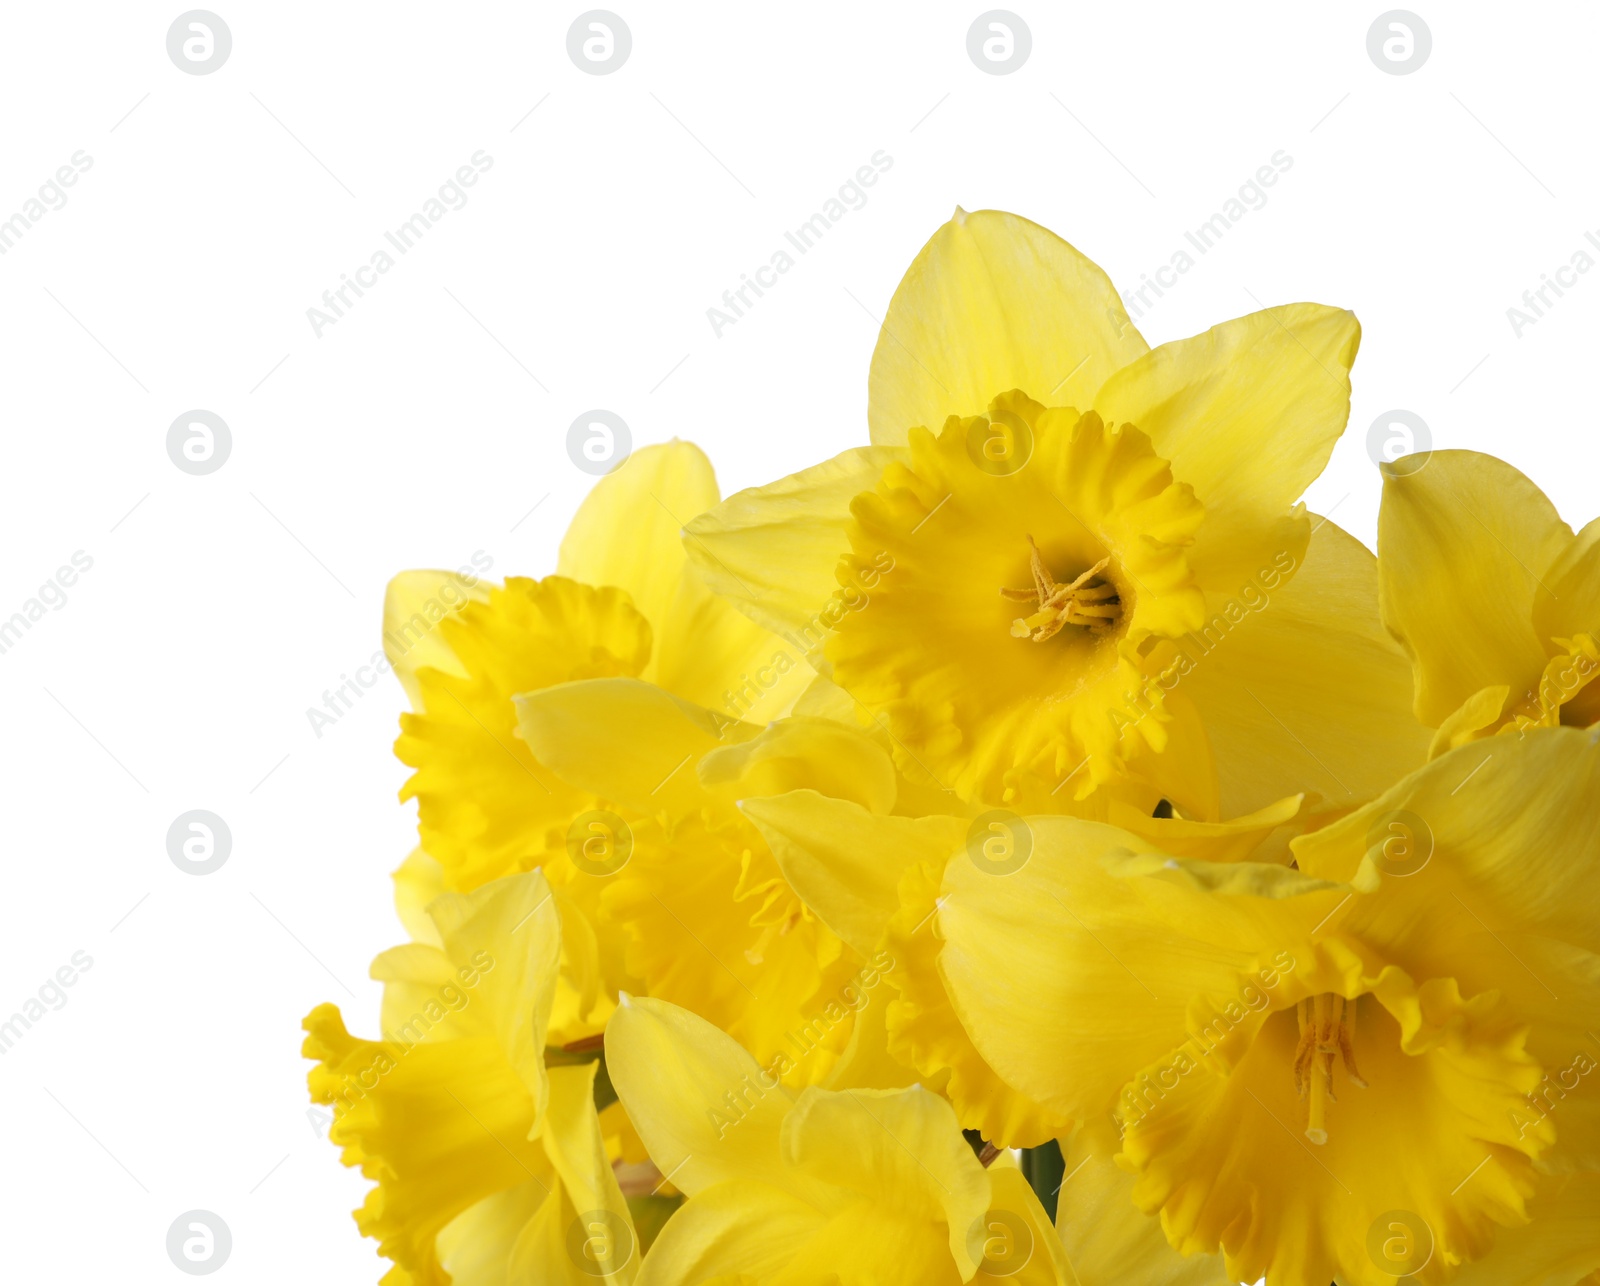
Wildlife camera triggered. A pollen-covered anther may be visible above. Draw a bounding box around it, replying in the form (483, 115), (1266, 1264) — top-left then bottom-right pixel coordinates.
(1001, 536), (1121, 642)
(1294, 994), (1367, 1145)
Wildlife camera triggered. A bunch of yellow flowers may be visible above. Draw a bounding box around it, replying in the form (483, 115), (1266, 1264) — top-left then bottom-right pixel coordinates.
(304, 210), (1600, 1286)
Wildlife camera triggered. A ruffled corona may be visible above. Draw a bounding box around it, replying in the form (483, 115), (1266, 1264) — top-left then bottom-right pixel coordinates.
(302, 871), (638, 1285)
(602, 808), (861, 1085)
(396, 575), (652, 892)
(1117, 944), (1549, 1285)
(827, 394), (1205, 802)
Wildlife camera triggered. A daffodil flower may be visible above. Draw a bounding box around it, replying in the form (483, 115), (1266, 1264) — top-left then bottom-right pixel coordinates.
(383, 442), (811, 1044)
(606, 993), (1076, 1285)
(303, 868), (639, 1284)
(934, 726), (1600, 1285)
(515, 677), (913, 1088)
(684, 209), (1427, 816)
(1380, 448), (1600, 754)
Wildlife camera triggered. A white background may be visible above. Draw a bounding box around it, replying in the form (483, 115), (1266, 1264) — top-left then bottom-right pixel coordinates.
(1, 1), (1595, 1280)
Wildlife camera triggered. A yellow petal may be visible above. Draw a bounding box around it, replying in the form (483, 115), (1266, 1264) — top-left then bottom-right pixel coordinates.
(1428, 684), (1509, 759)
(867, 208), (1146, 446)
(1175, 517), (1431, 817)
(985, 1164), (1082, 1286)
(371, 942), (480, 1046)
(382, 568), (492, 707)
(683, 446), (903, 654)
(1054, 1125), (1224, 1286)
(740, 789), (964, 957)
(700, 718), (900, 816)
(392, 847), (445, 946)
(1293, 725), (1600, 963)
(1449, 1170), (1600, 1286)
(885, 854), (1073, 1148)
(558, 440), (721, 653)
(515, 678), (752, 820)
(605, 996), (812, 1202)
(558, 439), (814, 716)
(433, 1065), (638, 1285)
(632, 1180), (829, 1286)
(426, 868), (561, 1121)
(434, 1180), (546, 1285)
(781, 1085), (989, 1277)
(651, 569), (815, 722)
(1378, 450), (1572, 725)
(541, 1061), (638, 1281)
(1536, 514), (1600, 647)
(775, 1203), (966, 1286)
(1092, 303), (1359, 586)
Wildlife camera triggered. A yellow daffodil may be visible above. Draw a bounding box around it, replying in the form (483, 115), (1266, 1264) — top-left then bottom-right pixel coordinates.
(605, 993), (1076, 1285)
(683, 209), (1427, 816)
(1381, 448), (1600, 754)
(303, 868), (639, 1285)
(515, 678), (917, 1087)
(743, 775), (1310, 1149)
(384, 442), (812, 1044)
(933, 725), (1600, 1285)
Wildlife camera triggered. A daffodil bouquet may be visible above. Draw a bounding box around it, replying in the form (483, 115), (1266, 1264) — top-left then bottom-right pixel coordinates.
(304, 211), (1600, 1286)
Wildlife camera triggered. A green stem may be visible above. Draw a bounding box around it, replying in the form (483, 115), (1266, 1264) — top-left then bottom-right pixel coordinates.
(1020, 1140), (1065, 1223)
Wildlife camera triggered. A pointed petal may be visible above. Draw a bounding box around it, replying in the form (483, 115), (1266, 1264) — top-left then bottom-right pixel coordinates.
(558, 440), (720, 648)
(1092, 304), (1358, 585)
(1294, 725), (1600, 961)
(605, 996), (807, 1201)
(541, 1062), (639, 1281)
(683, 446), (903, 650)
(1378, 450), (1572, 725)
(559, 439), (814, 713)
(427, 868), (561, 1120)
(986, 1164), (1082, 1285)
(867, 208), (1146, 445)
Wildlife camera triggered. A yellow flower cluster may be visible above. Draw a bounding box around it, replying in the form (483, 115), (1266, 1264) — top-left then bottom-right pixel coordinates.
(305, 209), (1600, 1286)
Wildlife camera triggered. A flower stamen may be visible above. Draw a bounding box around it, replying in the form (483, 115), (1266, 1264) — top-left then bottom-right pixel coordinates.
(1294, 994), (1366, 1145)
(1001, 536), (1121, 642)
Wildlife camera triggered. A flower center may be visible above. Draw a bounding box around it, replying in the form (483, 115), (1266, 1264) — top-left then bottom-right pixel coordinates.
(1000, 536), (1122, 642)
(1293, 993), (1367, 1145)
